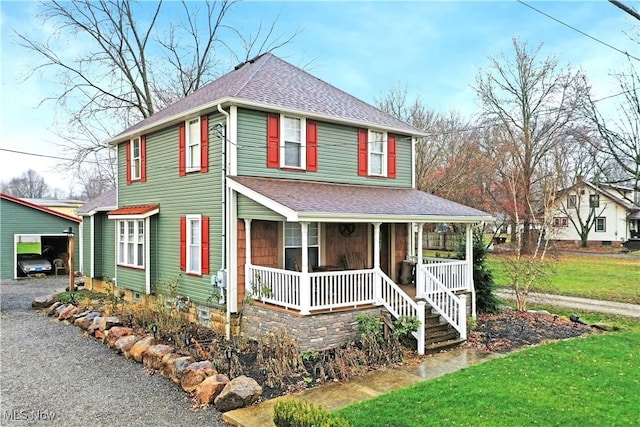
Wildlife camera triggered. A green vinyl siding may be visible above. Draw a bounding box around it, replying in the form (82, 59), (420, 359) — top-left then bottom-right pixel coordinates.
(81, 217), (91, 275)
(237, 195), (285, 221)
(100, 214), (116, 280)
(236, 108), (412, 188)
(117, 113), (225, 305)
(81, 213), (115, 281)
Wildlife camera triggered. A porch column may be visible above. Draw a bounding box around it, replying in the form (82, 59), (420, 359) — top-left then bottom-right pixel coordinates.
(416, 222), (424, 296)
(299, 222), (311, 315)
(244, 219), (252, 298)
(373, 222), (382, 305)
(465, 223), (477, 319)
(407, 223), (413, 259)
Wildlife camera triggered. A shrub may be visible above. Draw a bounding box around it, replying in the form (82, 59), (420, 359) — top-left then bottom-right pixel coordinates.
(273, 399), (349, 427)
(457, 228), (500, 313)
(393, 315), (420, 338)
(354, 313), (383, 343)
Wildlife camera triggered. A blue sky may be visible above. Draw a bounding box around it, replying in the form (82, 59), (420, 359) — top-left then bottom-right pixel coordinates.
(1, 1), (637, 191)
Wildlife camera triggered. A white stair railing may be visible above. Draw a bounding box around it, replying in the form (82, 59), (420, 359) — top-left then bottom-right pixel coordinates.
(417, 266), (467, 339)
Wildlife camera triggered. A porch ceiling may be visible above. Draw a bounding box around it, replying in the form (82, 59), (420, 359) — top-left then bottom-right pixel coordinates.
(228, 176), (493, 223)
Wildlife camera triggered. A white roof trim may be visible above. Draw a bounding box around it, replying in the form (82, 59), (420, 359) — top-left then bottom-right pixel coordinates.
(108, 208), (159, 220)
(227, 179), (299, 221)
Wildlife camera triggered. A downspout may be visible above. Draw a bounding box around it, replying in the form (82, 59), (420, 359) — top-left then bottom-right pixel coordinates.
(217, 104), (231, 340)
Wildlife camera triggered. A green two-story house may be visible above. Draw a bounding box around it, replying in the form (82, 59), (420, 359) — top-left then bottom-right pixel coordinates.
(85, 53), (492, 354)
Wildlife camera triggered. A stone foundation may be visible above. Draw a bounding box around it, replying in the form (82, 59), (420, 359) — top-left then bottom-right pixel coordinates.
(241, 304), (384, 352)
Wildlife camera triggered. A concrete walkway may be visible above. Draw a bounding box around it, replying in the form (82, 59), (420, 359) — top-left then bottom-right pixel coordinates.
(496, 290), (640, 318)
(223, 348), (498, 427)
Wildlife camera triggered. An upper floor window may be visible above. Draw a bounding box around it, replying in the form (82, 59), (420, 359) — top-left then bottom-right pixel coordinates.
(282, 116), (306, 169)
(358, 129), (396, 178)
(595, 217), (606, 232)
(553, 217), (568, 227)
(126, 136), (146, 184)
(186, 118), (201, 172)
(589, 194), (600, 208)
(130, 137), (141, 180)
(117, 219), (144, 268)
(567, 195), (577, 209)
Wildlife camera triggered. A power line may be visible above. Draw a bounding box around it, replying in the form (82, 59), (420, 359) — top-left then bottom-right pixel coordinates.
(0, 148), (104, 164)
(517, 0), (640, 62)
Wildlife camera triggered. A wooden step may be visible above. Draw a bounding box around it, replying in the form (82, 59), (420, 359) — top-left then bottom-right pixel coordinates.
(425, 328), (459, 344)
(425, 337), (466, 352)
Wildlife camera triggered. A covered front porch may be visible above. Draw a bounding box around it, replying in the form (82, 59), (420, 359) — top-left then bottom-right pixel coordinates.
(229, 177), (493, 354)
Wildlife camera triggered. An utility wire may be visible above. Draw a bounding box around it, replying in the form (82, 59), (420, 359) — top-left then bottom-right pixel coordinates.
(0, 148), (104, 164)
(609, 0), (640, 21)
(517, 0), (640, 62)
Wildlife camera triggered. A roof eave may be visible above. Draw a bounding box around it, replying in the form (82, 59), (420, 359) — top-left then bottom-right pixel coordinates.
(296, 212), (495, 223)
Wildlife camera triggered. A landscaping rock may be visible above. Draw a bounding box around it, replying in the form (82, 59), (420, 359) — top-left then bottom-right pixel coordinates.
(31, 294), (58, 309)
(195, 373), (230, 404)
(161, 355), (195, 384)
(87, 316), (104, 335)
(98, 316), (121, 332)
(143, 345), (174, 370)
(214, 375), (262, 412)
(114, 335), (139, 353)
(127, 336), (156, 362)
(46, 301), (63, 316)
(74, 311), (101, 329)
(58, 305), (80, 320)
(95, 330), (105, 340)
(54, 304), (69, 317)
(180, 361), (216, 392)
(591, 323), (614, 331)
(106, 326), (134, 348)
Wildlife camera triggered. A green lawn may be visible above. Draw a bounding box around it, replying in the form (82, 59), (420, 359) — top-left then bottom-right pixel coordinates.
(487, 254), (640, 304)
(338, 330), (640, 426)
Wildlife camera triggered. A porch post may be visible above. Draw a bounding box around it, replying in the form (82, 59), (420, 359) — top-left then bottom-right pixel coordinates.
(244, 219), (252, 298)
(299, 222), (311, 315)
(416, 223), (424, 296)
(373, 222), (382, 305)
(407, 223), (413, 259)
(465, 223), (476, 319)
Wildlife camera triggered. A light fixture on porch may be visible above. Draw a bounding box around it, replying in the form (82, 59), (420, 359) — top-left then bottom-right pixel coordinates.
(339, 223), (355, 237)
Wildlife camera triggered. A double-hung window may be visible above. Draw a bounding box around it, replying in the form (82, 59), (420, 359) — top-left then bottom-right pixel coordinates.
(186, 118), (201, 172)
(567, 195), (577, 209)
(589, 194), (600, 208)
(553, 217), (568, 227)
(130, 137), (141, 180)
(187, 215), (202, 274)
(282, 116), (306, 169)
(595, 217), (606, 232)
(117, 219), (144, 268)
(368, 130), (386, 176)
(284, 222), (319, 271)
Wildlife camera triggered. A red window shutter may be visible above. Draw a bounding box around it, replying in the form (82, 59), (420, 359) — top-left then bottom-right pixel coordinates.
(306, 120), (318, 172)
(387, 134), (396, 179)
(179, 123), (186, 176)
(140, 135), (147, 182)
(267, 114), (280, 168)
(125, 142), (132, 185)
(357, 129), (368, 176)
(202, 216), (210, 275)
(200, 115), (209, 173)
(179, 217), (186, 271)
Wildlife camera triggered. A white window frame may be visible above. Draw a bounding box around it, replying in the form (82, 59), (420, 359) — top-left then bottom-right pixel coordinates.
(567, 195), (577, 209)
(280, 115), (306, 169)
(186, 118), (201, 172)
(130, 137), (141, 180)
(284, 222), (319, 270)
(116, 219), (144, 268)
(186, 214), (202, 275)
(595, 217), (606, 232)
(368, 129), (387, 176)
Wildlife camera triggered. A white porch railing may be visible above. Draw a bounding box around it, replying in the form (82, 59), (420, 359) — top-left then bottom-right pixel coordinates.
(422, 258), (468, 291)
(246, 265), (302, 310)
(416, 265), (467, 340)
(309, 269), (375, 310)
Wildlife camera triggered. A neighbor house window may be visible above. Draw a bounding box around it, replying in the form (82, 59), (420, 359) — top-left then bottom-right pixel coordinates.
(130, 137), (141, 180)
(595, 217), (606, 232)
(281, 116), (306, 169)
(284, 222), (319, 271)
(117, 219), (144, 268)
(589, 194), (600, 208)
(368, 130), (386, 176)
(553, 217), (568, 227)
(567, 195), (577, 209)
(187, 215), (201, 274)
(186, 118), (201, 172)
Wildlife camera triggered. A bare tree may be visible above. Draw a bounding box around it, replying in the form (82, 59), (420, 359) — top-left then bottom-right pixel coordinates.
(474, 39), (589, 252)
(15, 0), (298, 181)
(1, 170), (50, 198)
(583, 62), (640, 193)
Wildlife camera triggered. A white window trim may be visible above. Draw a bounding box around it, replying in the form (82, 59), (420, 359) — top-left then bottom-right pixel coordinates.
(186, 117), (201, 173)
(116, 219), (145, 268)
(130, 137), (141, 180)
(186, 214), (202, 275)
(595, 217), (606, 232)
(368, 129), (387, 177)
(280, 115), (306, 169)
(284, 222), (319, 269)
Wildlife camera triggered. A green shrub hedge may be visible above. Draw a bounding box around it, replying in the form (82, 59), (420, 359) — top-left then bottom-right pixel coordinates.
(273, 399), (349, 427)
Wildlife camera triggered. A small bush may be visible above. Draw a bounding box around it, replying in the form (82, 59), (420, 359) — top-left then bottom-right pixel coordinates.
(393, 315), (420, 338)
(273, 399), (349, 427)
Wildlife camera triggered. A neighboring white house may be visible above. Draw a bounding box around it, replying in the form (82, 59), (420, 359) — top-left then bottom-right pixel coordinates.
(549, 180), (640, 247)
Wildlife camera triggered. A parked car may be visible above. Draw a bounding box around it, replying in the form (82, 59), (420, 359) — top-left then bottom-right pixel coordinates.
(17, 253), (52, 276)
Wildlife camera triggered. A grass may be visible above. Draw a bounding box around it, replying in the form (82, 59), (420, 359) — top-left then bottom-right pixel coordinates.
(337, 330), (640, 426)
(487, 254), (640, 304)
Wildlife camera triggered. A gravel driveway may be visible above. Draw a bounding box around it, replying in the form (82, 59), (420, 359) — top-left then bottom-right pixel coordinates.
(0, 278), (225, 427)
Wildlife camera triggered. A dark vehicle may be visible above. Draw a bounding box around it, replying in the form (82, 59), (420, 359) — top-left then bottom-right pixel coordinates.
(17, 253), (52, 276)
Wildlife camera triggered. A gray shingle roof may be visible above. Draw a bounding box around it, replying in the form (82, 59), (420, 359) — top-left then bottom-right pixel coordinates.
(76, 189), (117, 215)
(113, 53), (422, 142)
(228, 176), (492, 221)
